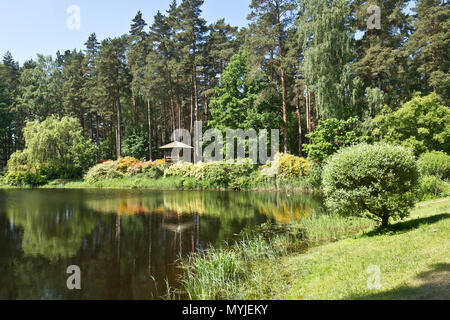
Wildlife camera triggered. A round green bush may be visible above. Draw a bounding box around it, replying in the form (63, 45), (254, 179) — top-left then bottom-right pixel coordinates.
(417, 151), (450, 180)
(322, 143), (419, 227)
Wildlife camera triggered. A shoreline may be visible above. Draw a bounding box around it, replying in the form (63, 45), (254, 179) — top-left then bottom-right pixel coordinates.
(0, 176), (320, 194)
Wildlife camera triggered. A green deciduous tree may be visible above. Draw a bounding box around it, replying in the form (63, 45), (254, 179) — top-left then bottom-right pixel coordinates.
(373, 93), (450, 155)
(208, 50), (278, 132)
(8, 116), (97, 179)
(304, 117), (367, 162)
(297, 0), (354, 120)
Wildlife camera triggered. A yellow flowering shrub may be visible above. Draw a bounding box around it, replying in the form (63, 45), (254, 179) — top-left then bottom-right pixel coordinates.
(278, 154), (310, 178)
(118, 157), (139, 174)
(152, 159), (166, 165)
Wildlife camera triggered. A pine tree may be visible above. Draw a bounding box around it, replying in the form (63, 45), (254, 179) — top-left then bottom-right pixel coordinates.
(128, 11), (148, 127)
(61, 49), (86, 130)
(1, 52), (21, 152)
(83, 33), (102, 147)
(247, 0), (298, 153)
(97, 36), (130, 159)
(0, 76), (12, 167)
(16, 55), (63, 120)
(353, 0), (412, 109)
(178, 0), (207, 129)
(203, 19), (239, 122)
(407, 0), (449, 101)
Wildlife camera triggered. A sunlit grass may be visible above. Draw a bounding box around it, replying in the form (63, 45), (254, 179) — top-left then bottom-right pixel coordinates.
(175, 198), (450, 300)
(175, 210), (375, 300)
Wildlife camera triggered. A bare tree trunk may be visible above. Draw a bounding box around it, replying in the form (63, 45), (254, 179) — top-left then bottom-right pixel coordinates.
(116, 97), (122, 159)
(147, 95), (153, 162)
(306, 85), (312, 144)
(168, 74), (176, 132)
(162, 101), (167, 145)
(204, 95), (209, 124)
(96, 113), (100, 161)
(132, 96), (139, 126)
(276, 2), (288, 154)
(190, 89), (194, 134)
(295, 94), (303, 157)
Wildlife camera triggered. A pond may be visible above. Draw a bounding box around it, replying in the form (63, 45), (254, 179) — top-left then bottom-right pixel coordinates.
(0, 189), (325, 300)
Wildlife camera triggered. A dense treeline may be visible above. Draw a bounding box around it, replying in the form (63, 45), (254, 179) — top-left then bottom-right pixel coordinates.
(0, 0), (448, 168)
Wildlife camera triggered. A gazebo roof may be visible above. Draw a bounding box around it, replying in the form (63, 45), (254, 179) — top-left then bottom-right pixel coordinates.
(159, 141), (193, 149)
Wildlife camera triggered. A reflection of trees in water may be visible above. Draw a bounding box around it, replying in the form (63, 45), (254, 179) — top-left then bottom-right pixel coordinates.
(0, 189), (325, 299)
(83, 190), (324, 224)
(5, 190), (96, 262)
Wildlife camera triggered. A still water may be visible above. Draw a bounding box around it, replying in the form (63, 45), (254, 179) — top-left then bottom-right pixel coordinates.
(0, 189), (324, 300)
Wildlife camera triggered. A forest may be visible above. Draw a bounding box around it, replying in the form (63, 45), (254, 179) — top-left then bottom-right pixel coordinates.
(0, 0), (449, 302)
(0, 0), (448, 169)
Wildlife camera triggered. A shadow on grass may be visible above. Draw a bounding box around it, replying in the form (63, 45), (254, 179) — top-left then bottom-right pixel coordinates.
(364, 213), (450, 237)
(351, 263), (450, 300)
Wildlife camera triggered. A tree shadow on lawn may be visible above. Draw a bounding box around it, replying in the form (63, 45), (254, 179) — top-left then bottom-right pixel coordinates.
(364, 213), (450, 237)
(350, 263), (450, 300)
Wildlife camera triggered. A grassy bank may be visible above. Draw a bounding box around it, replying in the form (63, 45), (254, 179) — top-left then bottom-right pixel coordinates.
(0, 175), (317, 192)
(175, 198), (450, 300)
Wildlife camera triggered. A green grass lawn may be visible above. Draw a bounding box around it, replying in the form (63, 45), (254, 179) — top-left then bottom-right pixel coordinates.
(176, 198), (449, 300)
(247, 198), (450, 300)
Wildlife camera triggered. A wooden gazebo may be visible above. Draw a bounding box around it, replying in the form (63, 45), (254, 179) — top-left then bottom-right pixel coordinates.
(159, 141), (193, 163)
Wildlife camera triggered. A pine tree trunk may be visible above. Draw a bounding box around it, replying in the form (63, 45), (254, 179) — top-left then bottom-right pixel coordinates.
(169, 78), (176, 132)
(116, 96), (122, 159)
(147, 95), (153, 162)
(193, 65), (199, 124)
(295, 94), (303, 157)
(190, 89), (194, 134)
(132, 96), (139, 126)
(96, 113), (100, 161)
(276, 2), (288, 154)
(162, 101), (167, 145)
(204, 96), (209, 124)
(306, 85), (312, 144)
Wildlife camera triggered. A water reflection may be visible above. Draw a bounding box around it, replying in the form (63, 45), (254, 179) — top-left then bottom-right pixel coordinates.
(0, 189), (324, 300)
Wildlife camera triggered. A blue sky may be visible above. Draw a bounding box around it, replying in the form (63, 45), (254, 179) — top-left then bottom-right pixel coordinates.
(0, 0), (251, 65)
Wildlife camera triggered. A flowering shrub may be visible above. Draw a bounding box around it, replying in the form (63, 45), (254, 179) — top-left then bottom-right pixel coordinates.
(128, 160), (169, 179)
(164, 161), (195, 177)
(152, 159), (166, 165)
(165, 160), (255, 188)
(278, 154), (311, 178)
(118, 157), (139, 173)
(260, 153), (311, 178)
(84, 161), (123, 183)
